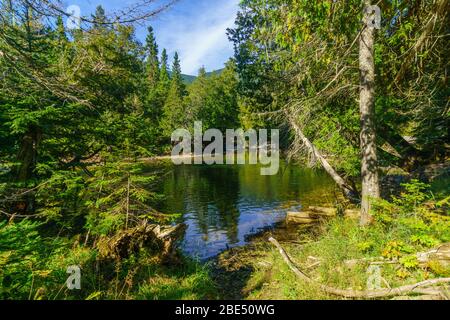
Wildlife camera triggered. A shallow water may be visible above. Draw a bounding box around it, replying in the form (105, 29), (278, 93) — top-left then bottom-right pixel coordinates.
(153, 161), (336, 260)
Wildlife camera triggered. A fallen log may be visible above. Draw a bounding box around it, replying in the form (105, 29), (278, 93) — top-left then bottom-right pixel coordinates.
(286, 207), (361, 225)
(391, 294), (445, 300)
(97, 222), (187, 263)
(308, 206), (337, 216)
(300, 244), (450, 270)
(269, 237), (450, 299)
(417, 243), (450, 267)
(286, 212), (319, 224)
(344, 243), (450, 268)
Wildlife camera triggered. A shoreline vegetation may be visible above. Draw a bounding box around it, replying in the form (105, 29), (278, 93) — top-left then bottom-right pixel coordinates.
(212, 171), (449, 300)
(1, 160), (448, 300)
(1, 1), (449, 301)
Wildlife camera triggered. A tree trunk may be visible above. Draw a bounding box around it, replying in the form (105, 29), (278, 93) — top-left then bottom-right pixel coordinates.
(359, 2), (380, 226)
(288, 114), (360, 202)
(16, 126), (41, 182)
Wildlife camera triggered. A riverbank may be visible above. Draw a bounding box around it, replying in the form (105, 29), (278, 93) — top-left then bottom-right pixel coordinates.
(209, 176), (450, 300)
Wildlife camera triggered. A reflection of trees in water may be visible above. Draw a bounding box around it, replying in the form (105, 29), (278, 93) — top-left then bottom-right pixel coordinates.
(203, 166), (240, 244)
(158, 162), (336, 247)
(160, 165), (241, 244)
(237, 164), (335, 205)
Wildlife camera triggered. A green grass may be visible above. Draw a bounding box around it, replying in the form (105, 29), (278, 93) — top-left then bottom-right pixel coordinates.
(233, 180), (450, 300)
(0, 219), (216, 300)
(242, 217), (448, 300)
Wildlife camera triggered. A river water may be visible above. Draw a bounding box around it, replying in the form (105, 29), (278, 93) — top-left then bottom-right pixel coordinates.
(151, 161), (336, 260)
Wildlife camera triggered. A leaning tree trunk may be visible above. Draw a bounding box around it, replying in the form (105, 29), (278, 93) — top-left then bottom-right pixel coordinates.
(359, 2), (380, 226)
(288, 114), (360, 203)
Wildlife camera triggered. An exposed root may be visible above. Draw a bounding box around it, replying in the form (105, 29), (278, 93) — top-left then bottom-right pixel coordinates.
(97, 222), (187, 263)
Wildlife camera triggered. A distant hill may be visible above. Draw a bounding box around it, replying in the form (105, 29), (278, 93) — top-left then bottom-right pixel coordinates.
(180, 74), (197, 84)
(170, 69), (225, 85)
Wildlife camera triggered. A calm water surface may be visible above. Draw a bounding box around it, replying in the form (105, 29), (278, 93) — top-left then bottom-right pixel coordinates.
(151, 161), (336, 260)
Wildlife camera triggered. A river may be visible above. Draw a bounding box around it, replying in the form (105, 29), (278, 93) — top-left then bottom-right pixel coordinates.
(148, 160), (336, 260)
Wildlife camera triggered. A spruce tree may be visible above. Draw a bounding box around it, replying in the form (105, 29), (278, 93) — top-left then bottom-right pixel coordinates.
(170, 52), (185, 96)
(144, 26), (160, 88)
(92, 5), (108, 30)
(160, 52), (187, 136)
(159, 48), (170, 87)
(157, 48), (171, 103)
(55, 16), (68, 45)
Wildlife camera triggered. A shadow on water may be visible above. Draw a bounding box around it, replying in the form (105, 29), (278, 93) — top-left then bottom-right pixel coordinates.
(150, 160), (337, 261)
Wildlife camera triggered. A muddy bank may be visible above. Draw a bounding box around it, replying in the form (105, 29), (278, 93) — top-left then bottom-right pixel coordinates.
(209, 221), (322, 299)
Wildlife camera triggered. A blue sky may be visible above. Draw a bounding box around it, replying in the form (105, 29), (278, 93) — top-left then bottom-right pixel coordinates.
(65, 0), (240, 75)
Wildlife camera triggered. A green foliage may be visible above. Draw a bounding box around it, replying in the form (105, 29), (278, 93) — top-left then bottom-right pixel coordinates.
(0, 219), (214, 300)
(160, 52), (188, 136)
(0, 219), (95, 300)
(83, 161), (162, 236)
(185, 61), (240, 131)
(373, 180), (450, 246)
(229, 0), (449, 175)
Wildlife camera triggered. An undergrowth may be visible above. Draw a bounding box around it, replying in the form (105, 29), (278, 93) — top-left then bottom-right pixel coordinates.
(243, 179), (449, 300)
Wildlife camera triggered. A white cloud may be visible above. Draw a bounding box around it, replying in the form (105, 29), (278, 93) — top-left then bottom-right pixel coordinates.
(153, 0), (239, 75)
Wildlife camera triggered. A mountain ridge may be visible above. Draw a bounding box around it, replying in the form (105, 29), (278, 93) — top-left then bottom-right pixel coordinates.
(170, 68), (225, 84)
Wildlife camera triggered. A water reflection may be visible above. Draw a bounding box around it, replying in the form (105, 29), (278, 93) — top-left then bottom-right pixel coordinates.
(154, 161), (336, 260)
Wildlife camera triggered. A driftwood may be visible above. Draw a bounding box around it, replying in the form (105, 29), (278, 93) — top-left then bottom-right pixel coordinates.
(97, 222), (187, 263)
(344, 243), (450, 268)
(269, 237), (450, 299)
(302, 244), (450, 273)
(417, 243), (450, 267)
(391, 294), (446, 300)
(286, 206), (361, 224)
(286, 212), (319, 224)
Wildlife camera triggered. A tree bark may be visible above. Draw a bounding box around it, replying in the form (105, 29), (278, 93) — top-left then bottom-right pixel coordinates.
(16, 126), (42, 182)
(359, 2), (380, 226)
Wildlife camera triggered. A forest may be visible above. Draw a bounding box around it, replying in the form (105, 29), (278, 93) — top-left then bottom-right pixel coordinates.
(0, 0), (449, 301)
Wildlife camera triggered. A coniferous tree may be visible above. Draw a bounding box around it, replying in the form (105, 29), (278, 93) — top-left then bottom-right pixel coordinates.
(159, 49), (170, 91)
(145, 26), (160, 88)
(160, 52), (187, 136)
(185, 66), (209, 125)
(170, 52), (185, 96)
(92, 5), (108, 30)
(143, 26), (162, 120)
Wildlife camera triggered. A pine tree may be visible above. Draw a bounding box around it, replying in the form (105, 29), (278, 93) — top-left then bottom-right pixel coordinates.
(159, 48), (170, 87)
(144, 26), (159, 88)
(92, 5), (108, 30)
(170, 52), (185, 96)
(143, 26), (162, 120)
(160, 52), (187, 136)
(55, 16), (68, 45)
(157, 48), (171, 103)
(185, 66), (208, 124)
